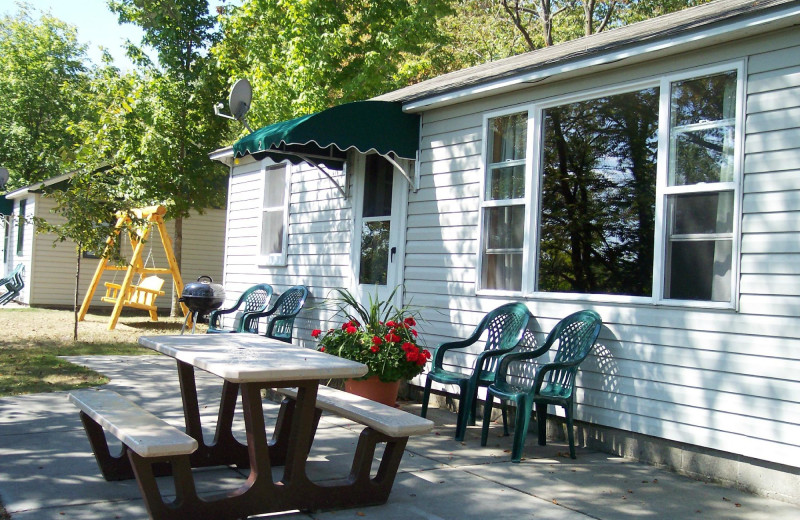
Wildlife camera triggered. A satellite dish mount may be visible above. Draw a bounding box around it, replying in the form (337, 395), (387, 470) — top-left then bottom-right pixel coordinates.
(214, 79), (253, 133)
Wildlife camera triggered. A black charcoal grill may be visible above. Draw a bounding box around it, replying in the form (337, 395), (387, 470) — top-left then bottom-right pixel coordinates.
(179, 275), (225, 333)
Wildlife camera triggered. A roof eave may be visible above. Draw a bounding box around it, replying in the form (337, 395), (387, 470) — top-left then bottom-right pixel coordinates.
(396, 2), (800, 112)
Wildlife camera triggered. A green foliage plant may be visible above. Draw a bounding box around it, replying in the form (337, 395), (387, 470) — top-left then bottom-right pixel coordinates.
(311, 288), (430, 383)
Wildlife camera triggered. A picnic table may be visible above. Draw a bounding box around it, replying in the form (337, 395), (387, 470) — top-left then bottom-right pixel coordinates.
(69, 334), (433, 520)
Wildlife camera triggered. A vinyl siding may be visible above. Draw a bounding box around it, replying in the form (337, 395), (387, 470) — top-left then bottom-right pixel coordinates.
(403, 27), (800, 468)
(222, 158), (352, 347)
(27, 195), (225, 310)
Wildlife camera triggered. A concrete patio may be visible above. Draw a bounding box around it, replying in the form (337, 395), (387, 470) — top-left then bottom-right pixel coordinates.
(1, 354), (798, 519)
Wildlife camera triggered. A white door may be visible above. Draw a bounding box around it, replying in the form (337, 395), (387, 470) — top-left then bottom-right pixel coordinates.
(351, 154), (408, 309)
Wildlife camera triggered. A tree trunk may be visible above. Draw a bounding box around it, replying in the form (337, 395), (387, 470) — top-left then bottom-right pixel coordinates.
(170, 216), (183, 317)
(73, 247), (81, 341)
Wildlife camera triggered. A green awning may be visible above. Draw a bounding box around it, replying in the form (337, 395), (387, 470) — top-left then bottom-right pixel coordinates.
(233, 100), (420, 169)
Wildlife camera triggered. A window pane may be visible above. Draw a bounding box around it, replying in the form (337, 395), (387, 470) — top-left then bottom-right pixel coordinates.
(672, 127), (735, 184)
(538, 88), (659, 296)
(260, 211), (283, 256)
(670, 71), (737, 127)
(669, 192), (734, 235)
(482, 205), (524, 290)
(363, 155), (394, 218)
(670, 71), (737, 186)
(487, 164), (525, 200)
(359, 221), (390, 285)
(489, 113), (527, 164)
(665, 240), (732, 302)
(264, 167), (285, 208)
(482, 253), (522, 292)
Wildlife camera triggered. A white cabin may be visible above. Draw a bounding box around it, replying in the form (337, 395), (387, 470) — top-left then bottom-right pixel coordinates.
(213, 0), (800, 502)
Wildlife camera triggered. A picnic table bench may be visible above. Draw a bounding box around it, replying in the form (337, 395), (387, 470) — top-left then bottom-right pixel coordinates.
(69, 334), (433, 520)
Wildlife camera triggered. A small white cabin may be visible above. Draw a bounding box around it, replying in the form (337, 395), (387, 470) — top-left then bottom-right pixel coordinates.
(213, 0), (800, 502)
(2, 174), (226, 309)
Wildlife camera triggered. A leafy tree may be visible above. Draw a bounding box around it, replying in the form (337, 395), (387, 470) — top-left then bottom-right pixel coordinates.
(213, 0), (452, 126)
(0, 4), (92, 189)
(108, 0), (231, 314)
(499, 0), (714, 51)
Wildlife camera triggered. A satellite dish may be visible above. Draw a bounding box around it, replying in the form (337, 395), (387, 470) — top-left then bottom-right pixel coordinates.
(214, 79), (253, 133)
(229, 79), (252, 121)
(0, 167), (8, 189)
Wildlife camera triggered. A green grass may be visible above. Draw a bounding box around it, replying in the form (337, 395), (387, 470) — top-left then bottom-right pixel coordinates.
(0, 306), (190, 397)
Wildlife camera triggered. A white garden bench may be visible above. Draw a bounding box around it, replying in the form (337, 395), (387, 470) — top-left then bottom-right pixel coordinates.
(277, 385), (434, 438)
(69, 388), (197, 481)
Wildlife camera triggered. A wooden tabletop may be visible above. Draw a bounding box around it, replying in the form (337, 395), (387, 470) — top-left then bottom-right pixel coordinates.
(138, 334), (367, 383)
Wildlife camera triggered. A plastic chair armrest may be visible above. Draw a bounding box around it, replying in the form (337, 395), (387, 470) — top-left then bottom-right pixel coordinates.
(432, 337), (478, 368)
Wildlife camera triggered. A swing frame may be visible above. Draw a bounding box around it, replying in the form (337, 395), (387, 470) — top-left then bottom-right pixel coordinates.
(78, 205), (188, 330)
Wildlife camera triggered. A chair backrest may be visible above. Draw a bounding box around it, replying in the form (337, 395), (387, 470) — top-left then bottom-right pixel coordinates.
(239, 284), (274, 313)
(477, 302), (533, 373)
(540, 310), (602, 397)
(265, 285), (309, 343)
(130, 276), (164, 305)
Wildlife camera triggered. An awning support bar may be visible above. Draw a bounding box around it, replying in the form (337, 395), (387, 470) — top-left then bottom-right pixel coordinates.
(301, 156), (347, 198)
(381, 154), (417, 192)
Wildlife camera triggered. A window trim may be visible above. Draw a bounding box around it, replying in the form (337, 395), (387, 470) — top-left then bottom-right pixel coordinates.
(475, 61), (745, 309)
(476, 107), (535, 295)
(16, 199), (26, 257)
(257, 162), (290, 267)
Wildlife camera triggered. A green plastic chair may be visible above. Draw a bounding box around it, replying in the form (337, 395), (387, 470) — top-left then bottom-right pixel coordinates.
(421, 302), (533, 441)
(481, 310), (602, 462)
(0, 263), (25, 306)
(242, 285), (309, 342)
(207, 283), (273, 333)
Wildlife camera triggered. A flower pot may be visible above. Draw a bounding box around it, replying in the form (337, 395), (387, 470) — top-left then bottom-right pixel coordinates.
(344, 376), (401, 407)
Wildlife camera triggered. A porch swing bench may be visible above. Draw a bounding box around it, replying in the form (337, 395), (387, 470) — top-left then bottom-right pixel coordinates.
(100, 275), (166, 321)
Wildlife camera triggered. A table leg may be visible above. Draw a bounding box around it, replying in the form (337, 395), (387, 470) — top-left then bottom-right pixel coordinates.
(176, 360), (248, 468)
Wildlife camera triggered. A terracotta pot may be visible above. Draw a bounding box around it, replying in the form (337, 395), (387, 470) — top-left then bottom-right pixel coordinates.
(344, 376), (401, 407)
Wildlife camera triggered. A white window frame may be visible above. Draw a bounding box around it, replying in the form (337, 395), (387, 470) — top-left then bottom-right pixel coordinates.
(475, 60), (745, 309)
(257, 162), (290, 267)
(476, 107), (535, 295)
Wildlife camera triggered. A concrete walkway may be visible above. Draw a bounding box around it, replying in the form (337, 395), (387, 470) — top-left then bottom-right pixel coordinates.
(1, 355), (799, 520)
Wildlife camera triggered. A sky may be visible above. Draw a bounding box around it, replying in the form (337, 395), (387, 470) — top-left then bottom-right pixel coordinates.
(1, 0), (151, 70)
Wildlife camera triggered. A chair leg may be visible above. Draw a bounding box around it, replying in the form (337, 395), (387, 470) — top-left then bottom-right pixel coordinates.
(501, 403), (509, 436)
(454, 381), (470, 441)
(565, 401), (576, 459)
(535, 402), (548, 447)
(511, 396), (532, 463)
(480, 393), (493, 447)
(420, 378), (433, 418)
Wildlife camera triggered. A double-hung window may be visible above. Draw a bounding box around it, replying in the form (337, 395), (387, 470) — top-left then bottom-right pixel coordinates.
(479, 113), (528, 292)
(478, 62), (743, 306)
(259, 163), (289, 266)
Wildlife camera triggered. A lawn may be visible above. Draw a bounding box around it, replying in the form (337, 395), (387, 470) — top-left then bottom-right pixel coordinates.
(0, 306), (203, 396)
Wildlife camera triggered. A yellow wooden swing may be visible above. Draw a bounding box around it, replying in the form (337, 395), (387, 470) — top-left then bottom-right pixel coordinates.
(78, 205), (188, 330)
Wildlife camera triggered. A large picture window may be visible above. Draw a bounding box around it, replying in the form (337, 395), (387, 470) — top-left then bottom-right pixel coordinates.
(478, 64), (742, 306)
(259, 163), (289, 265)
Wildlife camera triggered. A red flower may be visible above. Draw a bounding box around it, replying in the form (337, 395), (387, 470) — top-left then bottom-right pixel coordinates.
(372, 336), (383, 346)
(422, 349), (432, 359)
(386, 320), (397, 328)
(416, 356), (427, 366)
(346, 325), (357, 334)
(406, 351), (419, 362)
(404, 317), (416, 327)
(411, 329), (418, 337)
(319, 347), (325, 352)
(385, 333), (401, 343)
(311, 329), (322, 338)
(402, 342), (417, 353)
(370, 345), (380, 353)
